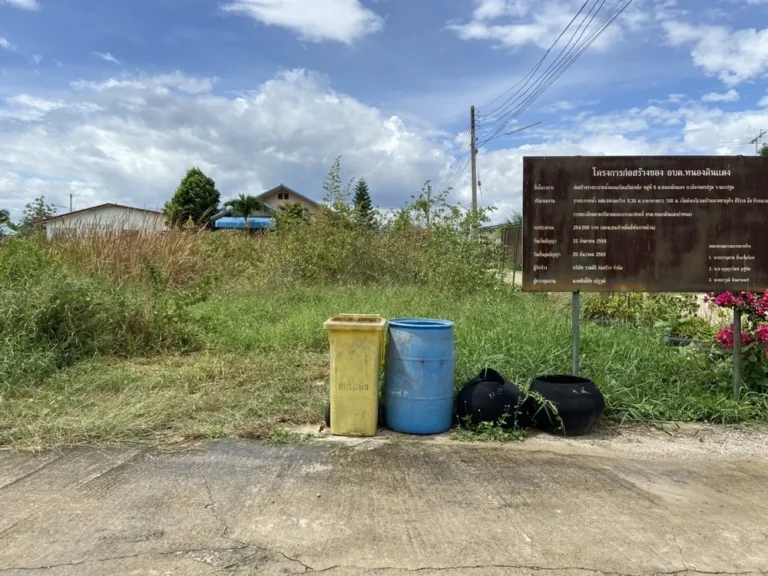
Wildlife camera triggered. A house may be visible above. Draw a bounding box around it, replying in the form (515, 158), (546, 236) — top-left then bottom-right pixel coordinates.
(253, 184), (320, 217)
(212, 184), (320, 230)
(35, 203), (166, 240)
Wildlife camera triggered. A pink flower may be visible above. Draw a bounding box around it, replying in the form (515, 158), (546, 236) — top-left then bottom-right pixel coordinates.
(716, 326), (753, 349)
(757, 325), (768, 344)
(714, 292), (736, 307)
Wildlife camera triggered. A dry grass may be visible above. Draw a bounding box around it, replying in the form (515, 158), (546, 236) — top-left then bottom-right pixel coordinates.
(0, 352), (329, 451)
(44, 212), (504, 293)
(48, 228), (222, 289)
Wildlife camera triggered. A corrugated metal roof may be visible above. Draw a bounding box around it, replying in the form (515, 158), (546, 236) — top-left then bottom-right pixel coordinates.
(34, 203), (163, 225)
(214, 217), (274, 229)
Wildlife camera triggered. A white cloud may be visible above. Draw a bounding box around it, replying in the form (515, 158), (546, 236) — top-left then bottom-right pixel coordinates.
(93, 52), (120, 64)
(663, 22), (768, 85)
(0, 37), (17, 52)
(447, 0), (653, 50)
(0, 94), (66, 121)
(759, 94), (768, 107)
(456, 100), (768, 223)
(0, 69), (453, 220)
(71, 72), (217, 95)
(0, 0), (39, 9)
(3, 64), (768, 225)
(221, 0), (383, 44)
(32, 54), (43, 64)
(701, 89), (740, 102)
(540, 99), (598, 113)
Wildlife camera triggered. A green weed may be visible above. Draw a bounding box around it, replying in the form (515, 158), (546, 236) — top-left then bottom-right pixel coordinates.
(452, 416), (525, 443)
(264, 429), (315, 445)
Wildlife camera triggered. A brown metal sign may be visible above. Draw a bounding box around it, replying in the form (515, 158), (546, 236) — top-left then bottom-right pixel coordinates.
(522, 155), (768, 292)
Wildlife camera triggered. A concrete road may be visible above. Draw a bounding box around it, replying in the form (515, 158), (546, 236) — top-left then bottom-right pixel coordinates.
(1, 427), (768, 576)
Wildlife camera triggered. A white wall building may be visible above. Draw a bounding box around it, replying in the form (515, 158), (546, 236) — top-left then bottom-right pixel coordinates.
(36, 203), (166, 240)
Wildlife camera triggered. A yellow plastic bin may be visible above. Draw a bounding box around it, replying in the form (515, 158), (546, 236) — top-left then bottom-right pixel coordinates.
(323, 314), (388, 437)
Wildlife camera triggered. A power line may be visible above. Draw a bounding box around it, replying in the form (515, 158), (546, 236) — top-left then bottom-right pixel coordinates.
(475, 0), (593, 119)
(749, 129), (767, 154)
(477, 0), (624, 137)
(437, 134), (471, 191)
(478, 120), (541, 149)
(438, 151), (473, 195)
(434, 133), (472, 193)
(437, 0), (631, 219)
(478, 0), (631, 144)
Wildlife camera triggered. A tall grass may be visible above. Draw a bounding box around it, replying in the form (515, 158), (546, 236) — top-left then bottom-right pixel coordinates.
(46, 208), (503, 293)
(0, 239), (198, 395)
(48, 228), (213, 289)
(2, 205), (767, 449)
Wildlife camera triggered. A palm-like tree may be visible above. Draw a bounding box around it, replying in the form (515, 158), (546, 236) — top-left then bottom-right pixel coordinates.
(506, 211), (523, 227)
(224, 194), (267, 232)
(0, 209), (10, 225)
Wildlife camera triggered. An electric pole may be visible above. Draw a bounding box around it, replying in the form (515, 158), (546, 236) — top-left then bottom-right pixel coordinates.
(470, 105), (478, 237)
(69, 193), (73, 213)
(750, 130), (767, 155)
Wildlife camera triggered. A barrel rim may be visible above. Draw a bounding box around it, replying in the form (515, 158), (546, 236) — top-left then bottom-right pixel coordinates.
(388, 317), (455, 329)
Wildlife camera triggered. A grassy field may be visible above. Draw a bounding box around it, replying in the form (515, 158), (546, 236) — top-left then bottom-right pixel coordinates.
(3, 280), (766, 450)
(1, 208), (767, 450)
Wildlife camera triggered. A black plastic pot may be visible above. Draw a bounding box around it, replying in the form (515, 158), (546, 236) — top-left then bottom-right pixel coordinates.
(456, 368), (532, 429)
(527, 374), (605, 437)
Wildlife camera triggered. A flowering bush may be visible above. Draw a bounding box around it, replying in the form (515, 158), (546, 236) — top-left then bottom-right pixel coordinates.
(705, 290), (768, 392)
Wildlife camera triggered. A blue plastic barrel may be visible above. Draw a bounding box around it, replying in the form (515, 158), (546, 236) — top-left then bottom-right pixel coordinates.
(384, 318), (455, 435)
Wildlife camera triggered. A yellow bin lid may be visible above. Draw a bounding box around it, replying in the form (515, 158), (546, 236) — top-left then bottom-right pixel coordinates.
(323, 314), (387, 331)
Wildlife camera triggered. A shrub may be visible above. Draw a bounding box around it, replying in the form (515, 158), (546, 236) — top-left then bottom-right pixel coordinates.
(0, 238), (198, 395)
(705, 290), (768, 393)
(582, 292), (700, 334)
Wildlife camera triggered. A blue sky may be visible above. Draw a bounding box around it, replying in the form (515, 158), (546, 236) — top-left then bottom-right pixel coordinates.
(1, 0), (767, 222)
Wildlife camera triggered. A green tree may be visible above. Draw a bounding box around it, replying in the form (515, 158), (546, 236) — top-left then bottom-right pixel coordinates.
(321, 156), (356, 214)
(410, 180), (447, 230)
(21, 196), (57, 228)
(390, 208), (413, 234)
(760, 144), (768, 157)
(353, 178), (375, 230)
(224, 194), (266, 232)
(506, 210), (523, 226)
(163, 168), (221, 228)
(0, 209), (10, 225)
(275, 201), (309, 231)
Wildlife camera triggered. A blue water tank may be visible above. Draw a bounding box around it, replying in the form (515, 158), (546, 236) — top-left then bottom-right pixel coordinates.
(384, 318), (455, 435)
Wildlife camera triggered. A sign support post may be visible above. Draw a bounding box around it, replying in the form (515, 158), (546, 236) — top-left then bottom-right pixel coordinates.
(572, 291), (581, 376)
(733, 307), (742, 401)
(512, 227), (520, 288)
